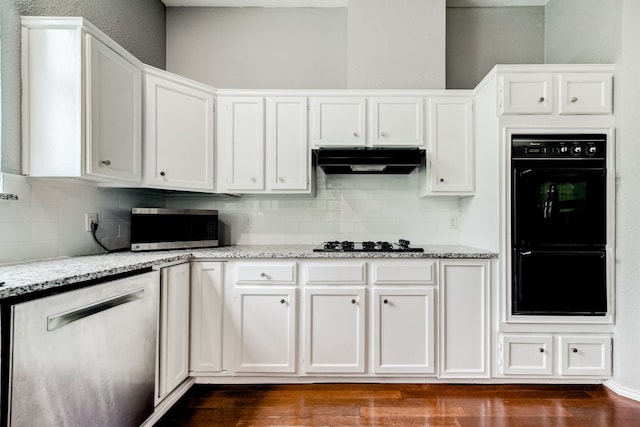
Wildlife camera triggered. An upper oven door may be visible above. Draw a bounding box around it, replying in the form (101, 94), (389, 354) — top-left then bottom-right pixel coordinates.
(511, 164), (606, 248)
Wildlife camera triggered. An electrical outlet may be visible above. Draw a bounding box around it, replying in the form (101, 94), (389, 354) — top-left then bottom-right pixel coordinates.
(449, 214), (458, 229)
(243, 215), (253, 230)
(85, 213), (98, 232)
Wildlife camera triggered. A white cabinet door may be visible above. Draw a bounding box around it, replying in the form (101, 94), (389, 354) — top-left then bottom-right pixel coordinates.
(501, 335), (553, 376)
(233, 287), (297, 373)
(221, 97), (265, 191)
(304, 287), (366, 373)
(266, 97), (309, 191)
(372, 288), (435, 374)
(439, 260), (489, 378)
(86, 35), (142, 183)
(310, 97), (366, 147)
(158, 263), (190, 403)
(500, 73), (553, 115)
(22, 19), (143, 183)
(370, 97), (424, 147)
(423, 97), (474, 196)
(144, 70), (215, 191)
(558, 73), (613, 115)
(558, 335), (612, 376)
(190, 262), (224, 374)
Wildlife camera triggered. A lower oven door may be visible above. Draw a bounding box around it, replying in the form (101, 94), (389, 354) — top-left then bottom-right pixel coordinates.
(512, 249), (607, 316)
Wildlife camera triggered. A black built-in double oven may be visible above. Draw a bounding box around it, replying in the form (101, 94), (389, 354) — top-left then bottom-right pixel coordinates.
(511, 134), (607, 316)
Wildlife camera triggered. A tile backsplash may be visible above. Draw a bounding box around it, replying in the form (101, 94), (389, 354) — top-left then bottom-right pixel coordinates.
(167, 171), (461, 246)
(0, 174), (164, 265)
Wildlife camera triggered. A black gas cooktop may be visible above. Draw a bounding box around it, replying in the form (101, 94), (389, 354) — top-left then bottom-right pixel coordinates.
(313, 239), (424, 253)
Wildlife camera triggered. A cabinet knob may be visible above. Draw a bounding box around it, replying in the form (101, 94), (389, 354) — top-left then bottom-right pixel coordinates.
(280, 299), (286, 304)
(278, 177), (285, 183)
(439, 178), (445, 182)
(260, 272), (268, 278)
(539, 348), (545, 353)
(383, 299), (389, 304)
(353, 132), (359, 138)
(351, 299), (357, 304)
(571, 96), (578, 103)
(160, 171), (166, 177)
(381, 132), (388, 138)
(538, 97), (545, 103)
(251, 177), (256, 183)
(101, 160), (111, 166)
(572, 347), (578, 353)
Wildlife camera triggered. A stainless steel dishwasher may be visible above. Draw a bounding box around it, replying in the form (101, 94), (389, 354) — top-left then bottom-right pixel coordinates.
(6, 270), (159, 427)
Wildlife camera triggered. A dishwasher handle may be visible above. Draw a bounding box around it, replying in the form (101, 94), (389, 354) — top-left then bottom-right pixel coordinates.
(47, 288), (145, 331)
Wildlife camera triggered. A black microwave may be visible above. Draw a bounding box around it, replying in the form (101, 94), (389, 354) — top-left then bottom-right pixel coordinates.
(130, 208), (219, 251)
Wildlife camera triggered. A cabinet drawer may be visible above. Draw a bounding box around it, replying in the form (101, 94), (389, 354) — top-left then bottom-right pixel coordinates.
(305, 262), (367, 285)
(235, 262), (297, 284)
(501, 335), (553, 375)
(500, 73), (553, 115)
(558, 335), (612, 376)
(372, 261), (435, 285)
(558, 73), (612, 115)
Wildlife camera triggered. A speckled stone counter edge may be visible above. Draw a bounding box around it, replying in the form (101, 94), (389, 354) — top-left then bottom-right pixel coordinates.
(0, 245), (497, 300)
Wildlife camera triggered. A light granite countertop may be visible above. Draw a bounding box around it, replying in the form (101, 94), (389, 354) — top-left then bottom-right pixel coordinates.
(0, 245), (497, 301)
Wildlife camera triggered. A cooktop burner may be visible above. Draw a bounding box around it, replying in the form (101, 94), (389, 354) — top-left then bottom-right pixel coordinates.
(313, 239), (424, 253)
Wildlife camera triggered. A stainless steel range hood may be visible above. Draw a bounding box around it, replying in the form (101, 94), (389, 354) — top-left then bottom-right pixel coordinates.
(313, 147), (425, 174)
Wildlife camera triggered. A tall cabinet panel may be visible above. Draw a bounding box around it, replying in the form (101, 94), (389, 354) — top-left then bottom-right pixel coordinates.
(266, 97), (309, 191)
(220, 98), (265, 191)
(144, 68), (215, 191)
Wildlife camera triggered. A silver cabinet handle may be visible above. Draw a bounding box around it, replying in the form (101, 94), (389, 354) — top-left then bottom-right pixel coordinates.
(353, 132), (359, 138)
(251, 177), (257, 183)
(260, 272), (267, 278)
(538, 97), (545, 103)
(47, 288), (144, 331)
(278, 177), (285, 183)
(101, 160), (111, 166)
(571, 96), (578, 103)
(381, 132), (387, 138)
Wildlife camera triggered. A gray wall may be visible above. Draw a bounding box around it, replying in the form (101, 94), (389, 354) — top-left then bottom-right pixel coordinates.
(0, 0), (166, 174)
(545, 0), (621, 63)
(347, 0), (445, 89)
(446, 7), (545, 89)
(166, 7), (347, 89)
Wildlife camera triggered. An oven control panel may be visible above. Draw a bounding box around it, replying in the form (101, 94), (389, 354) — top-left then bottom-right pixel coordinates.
(512, 134), (606, 159)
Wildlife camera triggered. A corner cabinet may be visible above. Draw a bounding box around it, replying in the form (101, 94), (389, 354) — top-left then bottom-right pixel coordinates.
(22, 17), (142, 184)
(420, 97), (474, 196)
(144, 67), (215, 192)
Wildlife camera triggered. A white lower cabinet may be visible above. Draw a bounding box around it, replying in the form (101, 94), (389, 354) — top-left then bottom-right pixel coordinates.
(233, 287), (297, 373)
(157, 263), (190, 403)
(190, 262), (224, 374)
(500, 334), (612, 377)
(439, 260), (490, 378)
(372, 288), (435, 374)
(304, 287), (366, 374)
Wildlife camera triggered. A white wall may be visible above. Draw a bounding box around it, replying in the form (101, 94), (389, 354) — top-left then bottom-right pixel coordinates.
(166, 171), (460, 246)
(347, 0), (445, 89)
(166, 7), (348, 89)
(0, 175), (164, 264)
(446, 7), (545, 89)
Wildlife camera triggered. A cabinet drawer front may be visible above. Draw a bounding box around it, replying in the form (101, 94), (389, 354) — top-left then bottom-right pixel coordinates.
(372, 261), (435, 285)
(500, 73), (553, 115)
(501, 335), (553, 375)
(305, 262), (367, 285)
(236, 262), (297, 284)
(558, 335), (612, 376)
(558, 73), (612, 115)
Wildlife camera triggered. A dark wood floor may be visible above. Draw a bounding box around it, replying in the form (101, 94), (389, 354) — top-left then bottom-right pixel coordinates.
(156, 383), (640, 426)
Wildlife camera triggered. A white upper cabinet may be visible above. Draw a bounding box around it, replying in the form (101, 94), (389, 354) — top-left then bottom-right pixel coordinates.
(144, 67), (215, 192)
(421, 97), (474, 196)
(22, 17), (142, 183)
(558, 73), (613, 115)
(370, 97), (425, 147)
(499, 73), (553, 115)
(310, 97), (367, 147)
(220, 97), (266, 192)
(266, 97), (309, 191)
(500, 71), (613, 115)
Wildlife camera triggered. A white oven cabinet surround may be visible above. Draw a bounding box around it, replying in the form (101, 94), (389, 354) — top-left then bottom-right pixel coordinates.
(21, 17), (142, 184)
(143, 66), (216, 192)
(156, 262), (190, 404)
(498, 71), (613, 116)
(217, 96), (312, 194)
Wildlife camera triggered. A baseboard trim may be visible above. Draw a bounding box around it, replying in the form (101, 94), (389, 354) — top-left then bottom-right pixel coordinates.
(605, 379), (640, 402)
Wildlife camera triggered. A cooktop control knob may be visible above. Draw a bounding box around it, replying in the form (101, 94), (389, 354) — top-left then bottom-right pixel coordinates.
(572, 145), (583, 156)
(589, 146), (598, 155)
